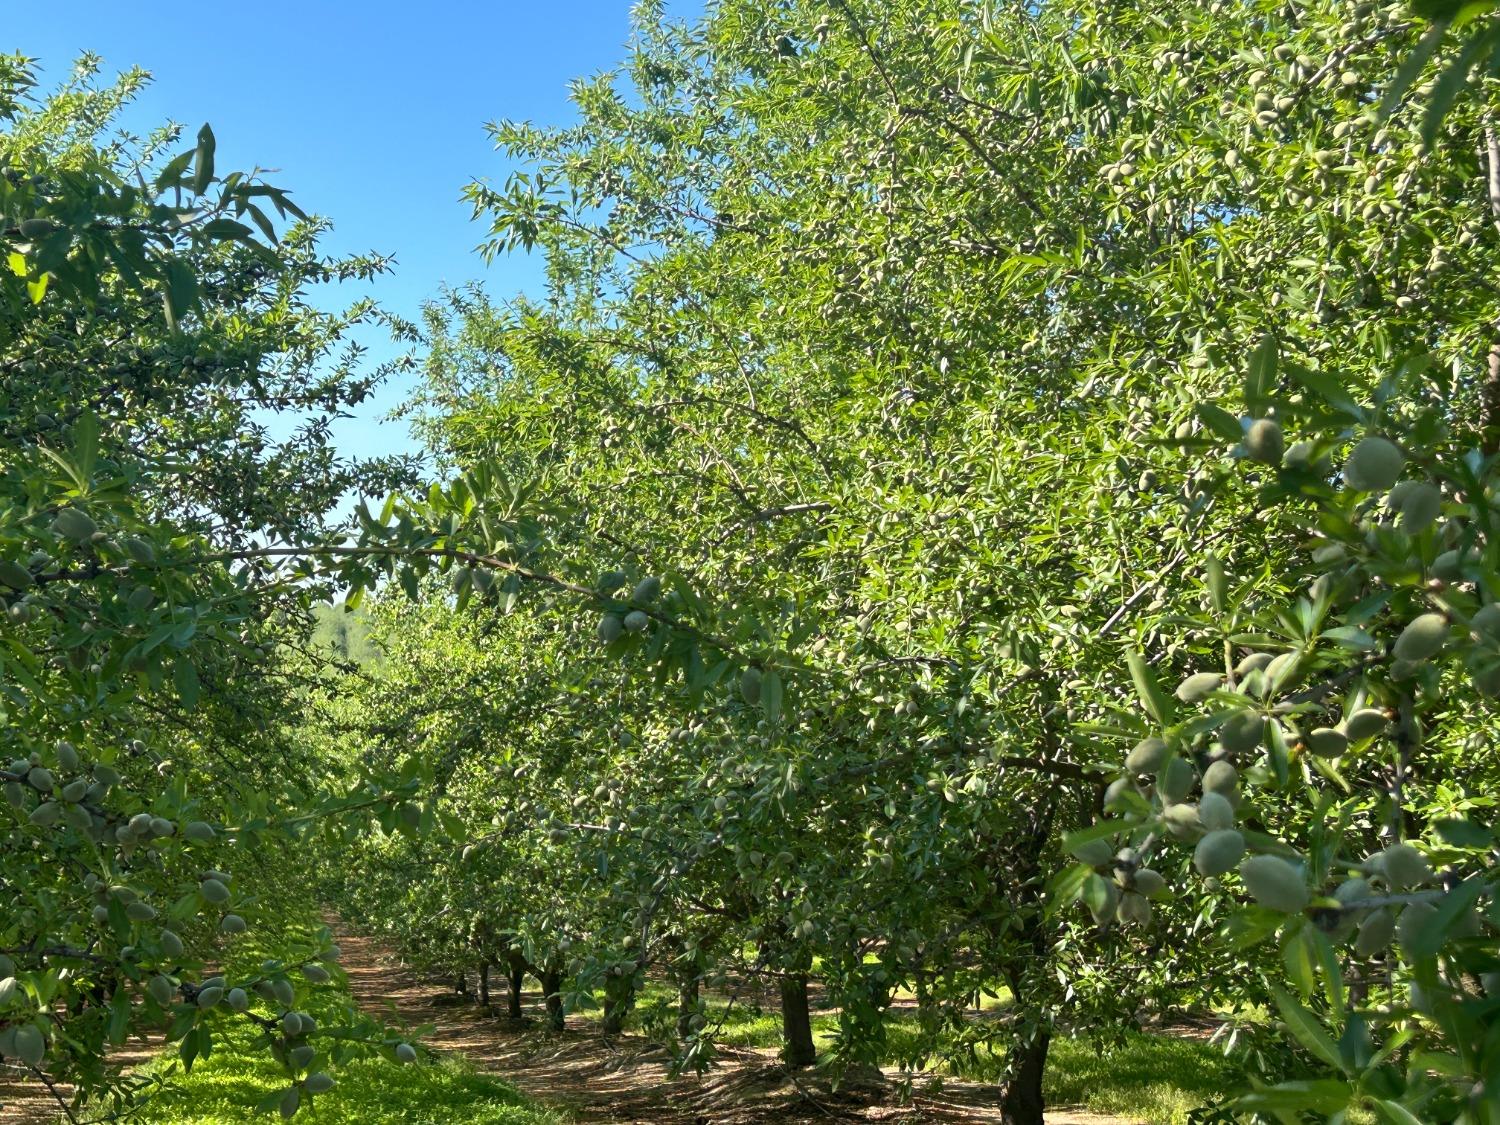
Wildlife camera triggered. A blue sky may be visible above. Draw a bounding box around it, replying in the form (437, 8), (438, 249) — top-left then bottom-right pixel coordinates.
(7, 1), (685, 461)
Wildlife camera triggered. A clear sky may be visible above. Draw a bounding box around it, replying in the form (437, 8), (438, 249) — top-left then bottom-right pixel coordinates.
(7, 1), (679, 461)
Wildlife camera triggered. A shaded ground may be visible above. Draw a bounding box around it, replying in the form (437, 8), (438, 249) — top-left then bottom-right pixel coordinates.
(334, 926), (1135, 1125)
(0, 1037), (160, 1123)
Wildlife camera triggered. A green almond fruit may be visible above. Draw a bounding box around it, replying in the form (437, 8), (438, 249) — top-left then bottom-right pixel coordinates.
(0, 977), (16, 1006)
(1126, 737), (1169, 774)
(1344, 435), (1404, 492)
(1240, 855), (1309, 913)
(1393, 613), (1449, 662)
(1355, 907), (1395, 956)
(1198, 791), (1236, 832)
(1305, 727), (1348, 758)
(1343, 708), (1388, 742)
(1396, 901), (1438, 957)
(0, 560), (33, 590)
(26, 767), (54, 792)
(125, 901), (156, 922)
(123, 537), (156, 565)
(148, 975), (176, 1006)
(1102, 777), (1137, 811)
(0, 1026), (16, 1058)
(1118, 892), (1152, 925)
(1132, 868), (1167, 899)
(51, 508), (98, 543)
(200, 878), (231, 904)
(290, 1044), (316, 1068)
(622, 610), (649, 633)
(62, 803), (92, 831)
(1202, 759), (1239, 796)
(272, 979), (296, 1007)
(227, 987), (249, 1012)
(1088, 879), (1121, 925)
(1194, 829), (1246, 876)
(13, 1023), (45, 1067)
(1069, 837), (1112, 866)
(60, 778), (88, 802)
(596, 614), (623, 645)
(1175, 671), (1223, 704)
(220, 914), (247, 934)
(282, 1011), (304, 1036)
(1244, 418), (1284, 465)
(1378, 843), (1431, 891)
(1472, 603), (1500, 639)
(55, 741), (78, 771)
(739, 667), (763, 706)
(305, 1072), (335, 1094)
(1472, 659), (1500, 697)
(17, 218), (57, 239)
(28, 801), (61, 827)
(1219, 712), (1265, 755)
(183, 821), (215, 843)
(303, 964), (330, 983)
(1334, 876), (1371, 906)
(1163, 803), (1201, 839)
(1234, 652), (1274, 677)
(160, 929), (184, 959)
(1398, 481), (1442, 535)
(395, 1042), (418, 1063)
(127, 586), (155, 612)
(1431, 549), (1465, 581)
(631, 576), (661, 604)
(197, 985), (224, 1008)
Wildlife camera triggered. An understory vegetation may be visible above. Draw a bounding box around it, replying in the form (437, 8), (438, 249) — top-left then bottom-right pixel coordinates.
(5, 0), (1500, 1122)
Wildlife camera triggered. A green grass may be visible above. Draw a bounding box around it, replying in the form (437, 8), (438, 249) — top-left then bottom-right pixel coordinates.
(119, 904), (560, 1125)
(131, 1023), (561, 1124)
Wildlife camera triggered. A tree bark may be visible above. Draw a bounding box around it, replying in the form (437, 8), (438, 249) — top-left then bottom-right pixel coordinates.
(507, 951), (526, 1019)
(999, 1028), (1051, 1125)
(478, 961), (491, 1009)
(676, 974), (700, 1040)
(601, 971), (636, 1038)
(541, 964), (565, 1032)
(453, 970), (468, 996)
(780, 973), (816, 1068)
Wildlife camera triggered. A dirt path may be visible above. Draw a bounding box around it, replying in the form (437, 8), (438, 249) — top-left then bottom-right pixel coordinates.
(334, 926), (1135, 1125)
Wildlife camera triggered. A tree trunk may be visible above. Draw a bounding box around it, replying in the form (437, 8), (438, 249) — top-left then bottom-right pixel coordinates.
(507, 951), (526, 1019)
(541, 964), (565, 1032)
(676, 973), (700, 1040)
(478, 961), (491, 1009)
(601, 971), (636, 1039)
(999, 1028), (1050, 1125)
(779, 973), (816, 1068)
(454, 970), (468, 995)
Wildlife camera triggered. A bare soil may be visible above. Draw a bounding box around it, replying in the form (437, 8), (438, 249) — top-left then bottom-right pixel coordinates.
(334, 926), (1136, 1125)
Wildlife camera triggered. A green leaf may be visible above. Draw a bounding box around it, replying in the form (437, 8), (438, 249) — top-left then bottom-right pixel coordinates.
(1196, 402), (1244, 443)
(1434, 817), (1492, 848)
(1408, 880), (1483, 960)
(1269, 985), (1345, 1071)
(191, 124), (216, 195)
(1369, 1099), (1427, 1125)
(1125, 650), (1173, 726)
(1234, 1079), (1352, 1114)
(1245, 333), (1278, 405)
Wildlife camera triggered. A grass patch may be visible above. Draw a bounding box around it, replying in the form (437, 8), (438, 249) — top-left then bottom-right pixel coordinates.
(132, 1020), (561, 1124)
(121, 907), (560, 1125)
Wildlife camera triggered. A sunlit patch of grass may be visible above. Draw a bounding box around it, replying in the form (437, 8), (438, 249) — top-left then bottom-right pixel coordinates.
(131, 1021), (562, 1125)
(120, 905), (561, 1125)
